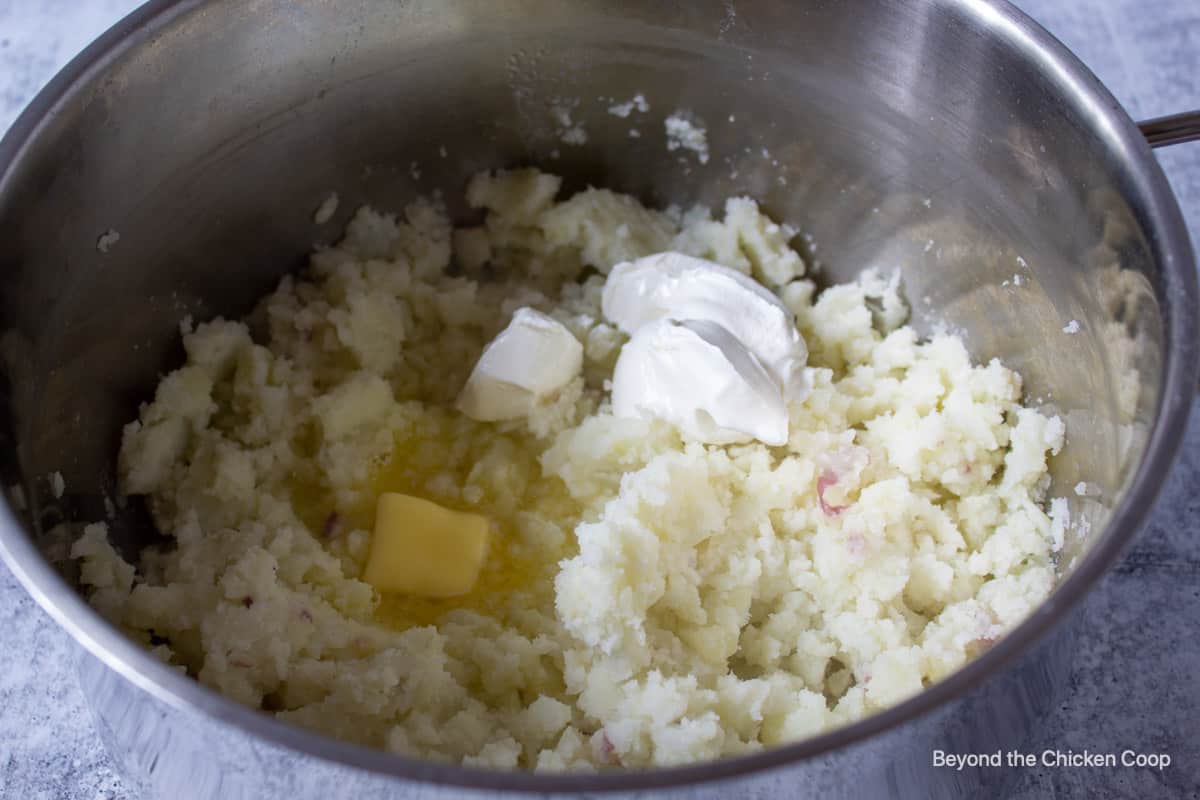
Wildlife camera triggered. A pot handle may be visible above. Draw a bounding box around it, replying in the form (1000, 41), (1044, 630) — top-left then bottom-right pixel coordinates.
(1139, 112), (1200, 148)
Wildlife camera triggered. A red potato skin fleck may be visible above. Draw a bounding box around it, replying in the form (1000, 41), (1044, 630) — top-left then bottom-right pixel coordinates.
(817, 469), (849, 516)
(225, 649), (252, 669)
(321, 512), (341, 538)
(598, 732), (622, 766)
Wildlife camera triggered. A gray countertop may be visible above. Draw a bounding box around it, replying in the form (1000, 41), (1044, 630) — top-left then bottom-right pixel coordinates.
(1, 1), (1197, 798)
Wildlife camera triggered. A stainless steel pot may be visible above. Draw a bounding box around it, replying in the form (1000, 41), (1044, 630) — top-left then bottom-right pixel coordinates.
(1, 1), (1196, 797)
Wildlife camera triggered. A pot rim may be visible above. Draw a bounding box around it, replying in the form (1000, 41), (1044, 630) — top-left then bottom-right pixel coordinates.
(0, 0), (1196, 792)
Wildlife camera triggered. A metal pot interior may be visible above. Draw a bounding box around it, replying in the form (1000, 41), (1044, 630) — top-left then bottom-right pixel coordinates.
(0, 0), (1189, 786)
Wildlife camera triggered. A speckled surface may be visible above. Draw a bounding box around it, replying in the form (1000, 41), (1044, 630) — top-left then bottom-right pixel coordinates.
(0, 1), (1197, 798)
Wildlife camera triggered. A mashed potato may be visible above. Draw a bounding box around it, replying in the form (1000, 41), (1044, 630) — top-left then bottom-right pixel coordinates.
(73, 169), (1065, 770)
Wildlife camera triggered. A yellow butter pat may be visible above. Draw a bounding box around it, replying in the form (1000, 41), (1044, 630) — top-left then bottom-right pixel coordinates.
(361, 492), (490, 598)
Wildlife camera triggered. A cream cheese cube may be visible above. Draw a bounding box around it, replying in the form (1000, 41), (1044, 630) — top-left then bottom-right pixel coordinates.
(458, 307), (583, 422)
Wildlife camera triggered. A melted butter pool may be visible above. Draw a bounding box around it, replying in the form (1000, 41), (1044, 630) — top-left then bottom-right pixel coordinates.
(291, 413), (579, 631)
